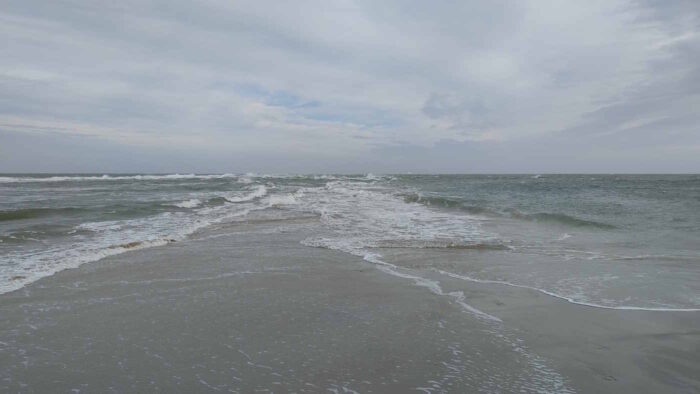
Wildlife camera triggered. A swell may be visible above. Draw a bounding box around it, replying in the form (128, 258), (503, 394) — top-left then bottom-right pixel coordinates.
(615, 254), (699, 262)
(437, 270), (700, 312)
(0, 188), (268, 223)
(0, 202), (186, 223)
(0, 207), (86, 222)
(402, 193), (457, 207)
(510, 211), (617, 229)
(373, 240), (511, 251)
(403, 193), (616, 229)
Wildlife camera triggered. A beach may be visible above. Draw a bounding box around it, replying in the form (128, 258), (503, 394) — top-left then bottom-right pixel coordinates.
(2, 212), (698, 393)
(4, 0), (700, 391)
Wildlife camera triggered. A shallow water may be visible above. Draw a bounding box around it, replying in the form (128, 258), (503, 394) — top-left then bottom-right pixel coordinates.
(1, 173), (699, 310)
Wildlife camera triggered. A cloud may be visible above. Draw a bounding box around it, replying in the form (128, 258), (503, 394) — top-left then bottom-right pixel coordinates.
(422, 93), (502, 139)
(0, 0), (698, 172)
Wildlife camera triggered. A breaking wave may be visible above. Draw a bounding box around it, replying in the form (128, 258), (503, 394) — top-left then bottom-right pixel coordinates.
(223, 185), (268, 202)
(171, 199), (203, 209)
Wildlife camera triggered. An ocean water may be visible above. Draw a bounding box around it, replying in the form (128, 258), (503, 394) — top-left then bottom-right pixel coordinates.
(1, 173), (699, 311)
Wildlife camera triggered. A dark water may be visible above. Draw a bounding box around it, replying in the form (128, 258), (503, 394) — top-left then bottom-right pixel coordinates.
(1, 173), (699, 310)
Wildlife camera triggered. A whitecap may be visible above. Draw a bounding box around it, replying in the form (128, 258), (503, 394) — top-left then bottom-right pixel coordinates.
(224, 185), (268, 202)
(172, 199), (202, 209)
(556, 233), (572, 241)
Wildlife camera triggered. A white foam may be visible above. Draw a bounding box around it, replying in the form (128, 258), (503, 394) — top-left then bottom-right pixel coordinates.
(556, 233), (572, 241)
(1, 238), (168, 295)
(312, 175), (338, 180)
(0, 200), (261, 295)
(291, 181), (502, 322)
(2, 181), (276, 294)
(293, 180), (491, 247)
(264, 193), (299, 206)
(172, 199), (202, 208)
(374, 264), (502, 322)
(224, 185), (268, 202)
(77, 220), (124, 232)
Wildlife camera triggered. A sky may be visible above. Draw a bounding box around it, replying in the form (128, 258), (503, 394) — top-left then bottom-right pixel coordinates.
(1, 0), (699, 173)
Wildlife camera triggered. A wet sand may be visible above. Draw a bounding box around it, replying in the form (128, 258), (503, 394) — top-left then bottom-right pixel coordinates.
(1, 217), (699, 393)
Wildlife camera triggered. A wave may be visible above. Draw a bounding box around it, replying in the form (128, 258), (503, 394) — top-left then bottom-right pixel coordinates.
(1, 237), (170, 295)
(0, 174), (239, 183)
(0, 173), (389, 184)
(264, 194), (299, 206)
(403, 193), (461, 207)
(402, 193), (616, 229)
(4, 177), (690, 317)
(402, 193), (497, 216)
(204, 196), (229, 206)
(223, 185), (268, 203)
(0, 207), (85, 221)
(0, 201), (183, 223)
(107, 239), (172, 250)
(171, 199), (202, 209)
(372, 239), (511, 250)
(0, 203), (262, 295)
(513, 212), (617, 229)
(437, 270), (700, 312)
(0, 231), (51, 244)
(615, 254), (699, 262)
(556, 233), (572, 241)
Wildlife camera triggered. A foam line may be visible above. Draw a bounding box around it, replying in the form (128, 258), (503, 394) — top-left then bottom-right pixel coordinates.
(437, 270), (700, 312)
(360, 253), (502, 322)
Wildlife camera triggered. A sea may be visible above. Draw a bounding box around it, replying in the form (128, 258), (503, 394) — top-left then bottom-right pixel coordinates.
(1, 173), (699, 311)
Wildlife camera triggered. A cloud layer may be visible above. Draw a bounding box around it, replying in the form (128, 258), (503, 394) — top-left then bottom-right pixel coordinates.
(1, 0), (699, 172)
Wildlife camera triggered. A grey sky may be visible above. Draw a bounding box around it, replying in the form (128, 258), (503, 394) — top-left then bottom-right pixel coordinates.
(1, 0), (698, 173)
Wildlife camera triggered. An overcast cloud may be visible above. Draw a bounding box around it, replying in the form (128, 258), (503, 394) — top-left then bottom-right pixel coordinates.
(1, 0), (699, 173)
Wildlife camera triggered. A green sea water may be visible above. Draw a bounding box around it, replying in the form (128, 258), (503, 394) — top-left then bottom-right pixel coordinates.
(1, 173), (699, 310)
